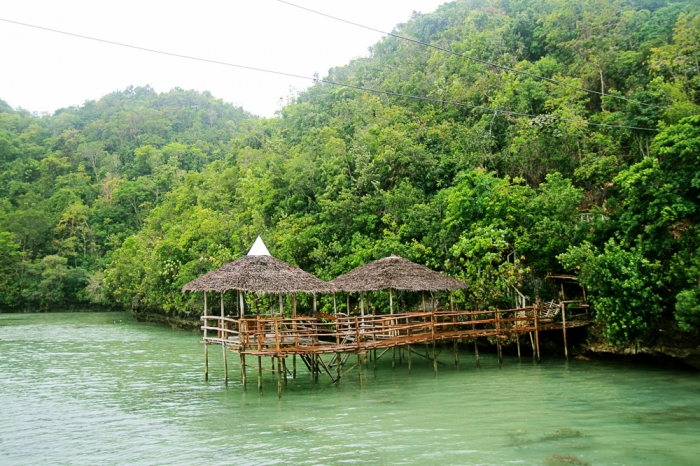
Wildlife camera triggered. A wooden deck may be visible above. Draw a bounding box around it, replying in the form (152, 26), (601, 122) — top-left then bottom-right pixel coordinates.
(200, 303), (591, 396)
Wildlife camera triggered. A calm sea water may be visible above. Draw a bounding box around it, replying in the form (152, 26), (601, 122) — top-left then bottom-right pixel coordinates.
(1, 312), (699, 465)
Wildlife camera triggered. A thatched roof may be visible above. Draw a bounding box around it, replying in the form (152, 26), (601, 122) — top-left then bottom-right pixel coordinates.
(330, 255), (467, 292)
(182, 237), (334, 294)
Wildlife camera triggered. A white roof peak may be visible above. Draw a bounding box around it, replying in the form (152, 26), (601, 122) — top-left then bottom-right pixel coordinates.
(247, 236), (271, 256)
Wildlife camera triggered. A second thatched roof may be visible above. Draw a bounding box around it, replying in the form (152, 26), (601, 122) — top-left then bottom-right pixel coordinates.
(330, 255), (467, 292)
(181, 255), (335, 294)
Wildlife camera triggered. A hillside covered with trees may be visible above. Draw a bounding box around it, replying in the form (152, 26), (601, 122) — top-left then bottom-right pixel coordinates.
(1, 0), (699, 345)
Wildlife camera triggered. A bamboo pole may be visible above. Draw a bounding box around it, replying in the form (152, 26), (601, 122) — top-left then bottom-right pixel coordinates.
(471, 310), (480, 367)
(534, 303), (541, 362)
(333, 293), (337, 316)
(358, 352), (363, 388)
(282, 357), (287, 387)
(257, 316), (262, 395)
(221, 292), (228, 384)
(496, 309), (502, 367)
(451, 292), (458, 366)
(258, 355), (262, 395)
(347, 293), (350, 314)
(277, 357), (282, 399)
(408, 343), (412, 373)
(279, 293), (283, 317)
(562, 302), (568, 360)
(292, 293), (297, 379)
(240, 322), (247, 390)
(432, 312), (437, 376)
(204, 291), (208, 381)
(360, 292), (365, 317)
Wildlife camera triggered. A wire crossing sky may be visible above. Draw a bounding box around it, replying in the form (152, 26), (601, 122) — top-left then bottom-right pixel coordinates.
(0, 0), (446, 117)
(0, 15), (658, 131)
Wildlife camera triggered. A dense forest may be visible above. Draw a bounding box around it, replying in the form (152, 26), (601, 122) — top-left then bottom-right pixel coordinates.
(1, 0), (699, 345)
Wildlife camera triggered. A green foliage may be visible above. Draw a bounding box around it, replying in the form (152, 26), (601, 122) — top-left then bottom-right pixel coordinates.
(0, 0), (699, 348)
(558, 240), (663, 343)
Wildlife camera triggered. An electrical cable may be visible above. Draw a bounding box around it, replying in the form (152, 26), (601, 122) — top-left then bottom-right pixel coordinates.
(0, 17), (658, 131)
(277, 0), (666, 110)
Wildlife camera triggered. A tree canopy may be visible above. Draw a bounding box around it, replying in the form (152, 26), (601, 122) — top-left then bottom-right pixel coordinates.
(2, 0), (700, 342)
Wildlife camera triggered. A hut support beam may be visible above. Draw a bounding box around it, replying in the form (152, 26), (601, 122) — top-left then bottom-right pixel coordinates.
(562, 302), (568, 360)
(257, 356), (262, 395)
(221, 292), (228, 384)
(204, 292), (208, 381)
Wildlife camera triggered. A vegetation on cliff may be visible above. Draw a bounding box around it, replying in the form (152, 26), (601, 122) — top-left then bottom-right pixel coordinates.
(1, 0), (699, 344)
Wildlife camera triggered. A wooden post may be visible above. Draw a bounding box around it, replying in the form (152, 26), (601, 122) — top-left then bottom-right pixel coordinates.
(239, 290), (244, 318)
(432, 312), (437, 376)
(221, 292), (228, 384)
(534, 303), (541, 363)
(282, 357), (288, 386)
(450, 292), (458, 366)
(257, 355), (262, 395)
(360, 292), (365, 317)
(257, 315), (262, 395)
(204, 292), (209, 381)
(496, 309), (502, 367)
(292, 293), (297, 379)
(432, 340), (438, 376)
(277, 357), (282, 399)
(358, 352), (363, 388)
(471, 310), (480, 367)
(333, 293), (337, 316)
(516, 333), (521, 360)
(347, 293), (350, 314)
(240, 320), (247, 390)
(313, 293), (317, 314)
(279, 293), (283, 317)
(422, 292), (426, 312)
(408, 344), (412, 373)
(562, 302), (568, 360)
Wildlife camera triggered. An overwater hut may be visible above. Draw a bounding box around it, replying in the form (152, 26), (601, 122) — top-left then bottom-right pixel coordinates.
(181, 236), (335, 391)
(330, 255), (467, 314)
(330, 255), (468, 368)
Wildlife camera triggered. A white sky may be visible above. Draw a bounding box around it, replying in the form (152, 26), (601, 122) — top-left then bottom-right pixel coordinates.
(0, 0), (446, 117)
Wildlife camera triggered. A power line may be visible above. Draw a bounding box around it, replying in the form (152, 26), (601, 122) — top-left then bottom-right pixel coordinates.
(277, 0), (665, 110)
(0, 17), (657, 132)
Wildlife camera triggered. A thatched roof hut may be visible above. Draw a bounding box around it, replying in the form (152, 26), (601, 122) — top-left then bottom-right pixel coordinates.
(181, 237), (335, 294)
(330, 255), (467, 292)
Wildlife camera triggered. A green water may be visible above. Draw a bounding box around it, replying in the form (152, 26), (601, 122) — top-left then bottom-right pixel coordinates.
(1, 312), (699, 465)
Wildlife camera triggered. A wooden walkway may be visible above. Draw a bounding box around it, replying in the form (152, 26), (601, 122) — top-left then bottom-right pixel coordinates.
(200, 303), (591, 396)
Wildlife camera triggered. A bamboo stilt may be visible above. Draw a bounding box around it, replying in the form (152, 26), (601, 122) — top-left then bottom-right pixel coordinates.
(358, 353), (363, 388)
(432, 341), (438, 376)
(454, 339), (459, 366)
(496, 309), (503, 367)
(204, 292), (209, 381)
(516, 333), (521, 360)
(336, 352), (341, 383)
(293, 355), (297, 379)
(282, 357), (287, 386)
(408, 344), (412, 373)
(562, 302), (568, 360)
(534, 304), (541, 362)
(221, 292), (227, 384)
(204, 344), (209, 381)
(241, 352), (247, 389)
(257, 356), (262, 395)
(277, 357), (282, 398)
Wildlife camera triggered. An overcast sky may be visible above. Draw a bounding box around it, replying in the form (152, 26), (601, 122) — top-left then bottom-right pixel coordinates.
(0, 0), (446, 117)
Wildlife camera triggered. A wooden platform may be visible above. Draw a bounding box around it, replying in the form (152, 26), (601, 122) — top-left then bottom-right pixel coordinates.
(200, 304), (591, 395)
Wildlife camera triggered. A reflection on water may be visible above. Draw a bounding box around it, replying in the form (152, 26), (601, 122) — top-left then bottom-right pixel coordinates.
(1, 312), (699, 465)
